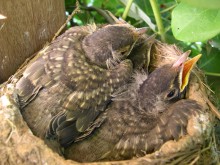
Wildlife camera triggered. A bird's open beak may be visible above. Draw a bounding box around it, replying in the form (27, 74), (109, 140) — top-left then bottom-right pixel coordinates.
(181, 54), (202, 91)
(172, 51), (202, 92)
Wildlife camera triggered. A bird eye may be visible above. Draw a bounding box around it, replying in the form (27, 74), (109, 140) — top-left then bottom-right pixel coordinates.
(120, 45), (130, 55)
(167, 89), (176, 98)
(121, 50), (128, 55)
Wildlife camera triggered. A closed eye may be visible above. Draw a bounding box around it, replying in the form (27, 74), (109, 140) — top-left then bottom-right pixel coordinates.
(120, 45), (130, 56)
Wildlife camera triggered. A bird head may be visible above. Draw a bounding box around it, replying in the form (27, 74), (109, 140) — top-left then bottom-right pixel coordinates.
(83, 22), (147, 68)
(138, 51), (201, 114)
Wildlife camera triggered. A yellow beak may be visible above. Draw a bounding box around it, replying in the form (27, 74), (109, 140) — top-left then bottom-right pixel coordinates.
(181, 54), (202, 91)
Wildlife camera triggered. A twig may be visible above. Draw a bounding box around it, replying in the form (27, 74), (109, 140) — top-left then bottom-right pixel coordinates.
(193, 70), (220, 119)
(149, 0), (166, 42)
(52, 0), (80, 41)
(193, 70), (215, 94)
(5, 119), (18, 143)
(189, 155), (200, 165)
(0, 22), (5, 31)
(205, 97), (220, 120)
(80, 6), (118, 24)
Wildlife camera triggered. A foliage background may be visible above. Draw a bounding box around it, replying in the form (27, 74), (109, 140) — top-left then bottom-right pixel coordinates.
(65, 0), (220, 105)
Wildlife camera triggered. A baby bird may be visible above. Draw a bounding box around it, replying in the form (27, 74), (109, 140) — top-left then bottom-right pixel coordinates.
(15, 20), (148, 145)
(58, 51), (203, 162)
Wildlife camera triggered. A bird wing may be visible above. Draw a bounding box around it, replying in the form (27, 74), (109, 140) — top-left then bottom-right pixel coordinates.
(15, 57), (47, 107)
(16, 26), (94, 106)
(149, 99), (203, 151)
(46, 59), (133, 147)
(16, 25), (134, 146)
(46, 108), (106, 147)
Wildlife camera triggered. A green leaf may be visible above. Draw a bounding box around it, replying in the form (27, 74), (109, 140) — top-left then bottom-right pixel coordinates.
(199, 47), (220, 73)
(171, 2), (220, 42)
(65, 0), (76, 7)
(182, 0), (220, 9)
(134, 0), (154, 17)
(209, 34), (220, 50)
(92, 0), (103, 7)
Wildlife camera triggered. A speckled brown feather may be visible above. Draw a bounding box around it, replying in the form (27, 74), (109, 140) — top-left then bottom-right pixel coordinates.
(15, 23), (150, 146)
(64, 63), (203, 162)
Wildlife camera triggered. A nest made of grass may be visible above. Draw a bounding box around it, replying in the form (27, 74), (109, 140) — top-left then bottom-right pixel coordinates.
(0, 39), (219, 165)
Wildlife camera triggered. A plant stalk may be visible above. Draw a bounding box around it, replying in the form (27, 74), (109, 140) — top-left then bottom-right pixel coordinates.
(161, 4), (176, 13)
(149, 0), (166, 42)
(122, 0), (133, 20)
(205, 72), (220, 77)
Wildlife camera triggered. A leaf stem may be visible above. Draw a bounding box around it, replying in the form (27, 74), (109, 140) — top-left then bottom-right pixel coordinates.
(161, 4), (176, 13)
(122, 0), (133, 20)
(149, 0), (166, 42)
(205, 72), (220, 77)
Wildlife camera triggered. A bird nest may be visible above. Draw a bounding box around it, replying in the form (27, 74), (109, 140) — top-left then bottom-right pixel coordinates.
(0, 38), (219, 164)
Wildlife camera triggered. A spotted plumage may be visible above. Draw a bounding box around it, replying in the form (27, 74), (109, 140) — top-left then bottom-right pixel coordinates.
(15, 21), (150, 148)
(60, 52), (203, 162)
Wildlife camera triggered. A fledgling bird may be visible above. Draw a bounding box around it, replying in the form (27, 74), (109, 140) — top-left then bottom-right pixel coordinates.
(55, 51), (203, 162)
(15, 21), (149, 145)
